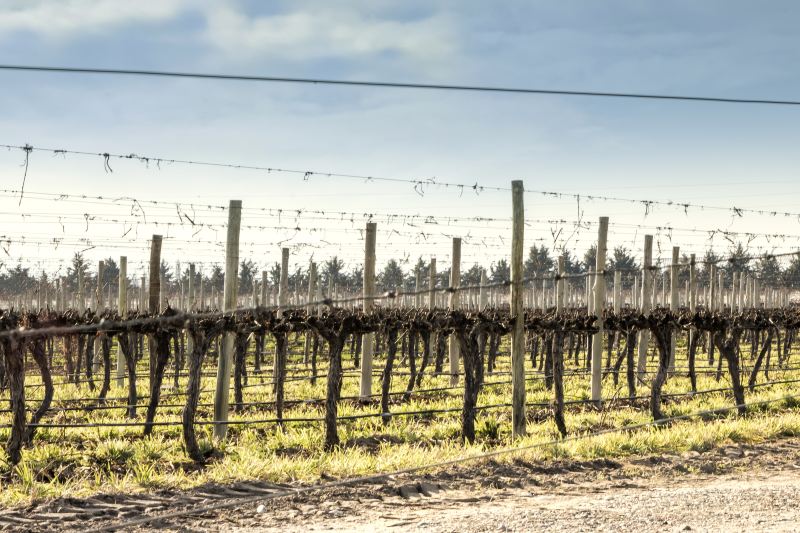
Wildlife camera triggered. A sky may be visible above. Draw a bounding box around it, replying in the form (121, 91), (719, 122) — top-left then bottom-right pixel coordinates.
(1, 0), (799, 282)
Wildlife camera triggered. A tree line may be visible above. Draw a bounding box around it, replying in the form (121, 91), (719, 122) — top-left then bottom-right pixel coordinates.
(1, 242), (799, 299)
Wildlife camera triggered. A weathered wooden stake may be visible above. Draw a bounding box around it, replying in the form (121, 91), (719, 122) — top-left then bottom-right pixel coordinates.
(213, 200), (241, 441)
(510, 181), (526, 437)
(429, 258), (437, 308)
(591, 217), (608, 405)
(116, 256), (127, 388)
(360, 222), (377, 399)
(449, 237), (462, 387)
(637, 235), (653, 375)
(669, 246), (679, 371)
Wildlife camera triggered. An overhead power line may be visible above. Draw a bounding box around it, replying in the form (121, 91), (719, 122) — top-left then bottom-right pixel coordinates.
(1, 64), (799, 106)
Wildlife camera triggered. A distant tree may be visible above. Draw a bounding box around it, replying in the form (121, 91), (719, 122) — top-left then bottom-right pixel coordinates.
(239, 259), (258, 294)
(608, 246), (638, 289)
(563, 250), (585, 274)
(489, 259), (510, 283)
(288, 265), (307, 294)
(782, 254), (800, 289)
(208, 264), (224, 291)
(524, 245), (554, 278)
(66, 252), (90, 291)
(346, 265), (363, 293)
(727, 242), (751, 283)
(697, 250), (721, 286)
(583, 244), (597, 272)
(269, 262), (281, 287)
(461, 264), (484, 286)
(159, 260), (172, 286)
(101, 257), (120, 291)
(321, 256), (345, 290)
(405, 257), (429, 290)
(437, 267), (452, 289)
(756, 253), (782, 286)
(378, 259), (405, 291)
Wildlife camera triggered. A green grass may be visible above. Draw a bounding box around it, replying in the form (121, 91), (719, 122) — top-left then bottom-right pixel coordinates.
(0, 335), (798, 506)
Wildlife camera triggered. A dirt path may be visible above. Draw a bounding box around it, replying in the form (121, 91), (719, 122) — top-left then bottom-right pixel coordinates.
(241, 470), (800, 532)
(5, 438), (800, 531)
(196, 440), (800, 533)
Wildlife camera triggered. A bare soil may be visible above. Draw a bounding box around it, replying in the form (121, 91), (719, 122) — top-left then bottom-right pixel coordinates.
(5, 438), (800, 532)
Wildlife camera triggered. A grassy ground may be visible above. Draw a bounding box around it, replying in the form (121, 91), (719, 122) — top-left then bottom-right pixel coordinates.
(1, 334), (799, 506)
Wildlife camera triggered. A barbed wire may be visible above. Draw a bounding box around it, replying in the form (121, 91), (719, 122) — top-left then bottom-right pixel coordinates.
(3, 143), (800, 219)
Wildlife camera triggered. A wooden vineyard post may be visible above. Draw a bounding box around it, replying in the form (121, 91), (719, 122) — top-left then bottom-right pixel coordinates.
(274, 247), (290, 384)
(148, 237), (162, 312)
(479, 269), (488, 309)
(304, 262), (317, 365)
(710, 265), (717, 311)
(277, 248), (290, 312)
(429, 258), (437, 308)
(690, 254), (697, 310)
(756, 277), (761, 308)
(591, 217), (609, 405)
(260, 271), (268, 308)
(510, 181), (526, 437)
(139, 276), (146, 312)
(213, 200), (241, 441)
(360, 222), (377, 399)
(116, 256), (127, 388)
(415, 268), (422, 308)
(199, 275), (205, 310)
(637, 235), (653, 375)
(739, 273), (746, 309)
(94, 261), (106, 314)
(188, 263), (195, 310)
(147, 236), (163, 386)
(449, 237), (462, 387)
(78, 267), (85, 311)
(613, 271), (621, 313)
(669, 246), (679, 371)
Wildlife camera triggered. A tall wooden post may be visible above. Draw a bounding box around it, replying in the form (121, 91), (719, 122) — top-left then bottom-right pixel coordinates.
(213, 200), (241, 441)
(139, 276), (146, 312)
(428, 258), (437, 308)
(360, 223), (377, 399)
(303, 262), (317, 365)
(449, 237), (462, 387)
(510, 181), (526, 437)
(260, 271), (268, 307)
(669, 246), (679, 371)
(479, 269), (488, 309)
(148, 237), (162, 313)
(591, 217), (609, 405)
(188, 263), (195, 310)
(277, 248), (289, 315)
(78, 267), (85, 311)
(710, 264), (717, 311)
(637, 236), (653, 375)
(116, 256), (127, 388)
(414, 268), (422, 308)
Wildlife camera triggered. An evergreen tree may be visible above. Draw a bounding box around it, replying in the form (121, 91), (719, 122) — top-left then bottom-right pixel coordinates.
(489, 259), (510, 283)
(524, 244), (554, 278)
(378, 259), (405, 291)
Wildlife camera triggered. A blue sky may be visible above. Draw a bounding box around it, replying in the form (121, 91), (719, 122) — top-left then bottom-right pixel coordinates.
(1, 0), (799, 277)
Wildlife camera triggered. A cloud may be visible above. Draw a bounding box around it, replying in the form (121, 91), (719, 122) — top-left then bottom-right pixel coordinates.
(0, 0), (187, 37)
(202, 5), (456, 64)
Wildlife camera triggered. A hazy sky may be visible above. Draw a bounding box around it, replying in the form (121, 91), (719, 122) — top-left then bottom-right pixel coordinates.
(1, 0), (799, 279)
